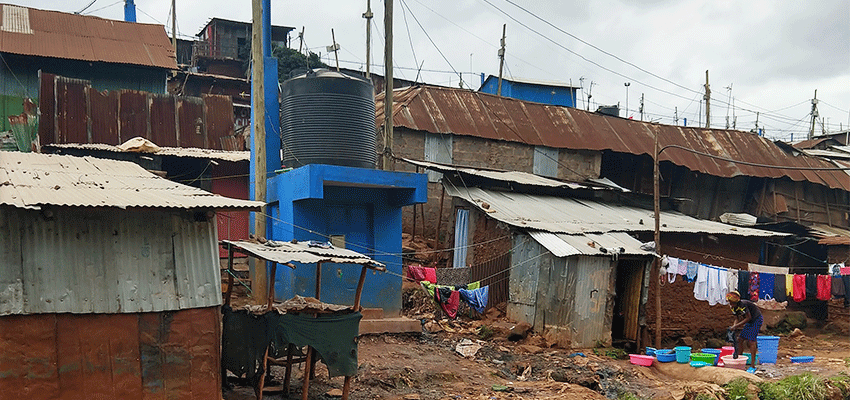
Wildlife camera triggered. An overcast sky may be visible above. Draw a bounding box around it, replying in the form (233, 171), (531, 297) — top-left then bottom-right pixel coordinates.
(13, 0), (850, 142)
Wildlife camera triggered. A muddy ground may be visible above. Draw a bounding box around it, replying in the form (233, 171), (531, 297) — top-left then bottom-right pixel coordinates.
(224, 285), (850, 400)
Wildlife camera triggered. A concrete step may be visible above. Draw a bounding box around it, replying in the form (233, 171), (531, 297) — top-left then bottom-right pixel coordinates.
(360, 317), (422, 335)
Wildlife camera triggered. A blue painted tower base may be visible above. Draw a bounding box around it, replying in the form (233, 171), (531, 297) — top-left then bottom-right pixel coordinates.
(266, 164), (427, 316)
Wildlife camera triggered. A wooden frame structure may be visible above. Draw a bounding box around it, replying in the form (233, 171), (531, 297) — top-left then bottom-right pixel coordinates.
(220, 240), (385, 400)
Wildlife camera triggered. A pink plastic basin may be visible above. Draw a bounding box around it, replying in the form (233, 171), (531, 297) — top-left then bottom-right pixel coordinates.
(720, 355), (747, 370)
(630, 354), (654, 366)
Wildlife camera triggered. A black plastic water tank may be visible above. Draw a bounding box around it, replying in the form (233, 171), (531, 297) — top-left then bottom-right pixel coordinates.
(280, 69), (376, 169)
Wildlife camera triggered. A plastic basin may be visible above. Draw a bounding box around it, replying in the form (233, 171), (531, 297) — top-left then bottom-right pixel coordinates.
(689, 361), (709, 368)
(645, 347), (657, 356)
(701, 348), (721, 365)
(630, 354), (654, 366)
(719, 346), (735, 358)
(790, 356), (814, 363)
(721, 355), (747, 370)
(757, 336), (779, 364)
(691, 353), (717, 365)
(655, 349), (675, 363)
(674, 346), (691, 364)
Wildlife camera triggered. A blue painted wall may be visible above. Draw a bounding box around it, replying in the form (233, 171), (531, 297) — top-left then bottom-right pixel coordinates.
(267, 164), (427, 316)
(479, 75), (577, 108)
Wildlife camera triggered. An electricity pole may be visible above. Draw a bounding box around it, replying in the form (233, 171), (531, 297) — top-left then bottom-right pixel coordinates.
(624, 82), (630, 118)
(704, 70), (711, 128)
(497, 24), (506, 96)
(809, 89), (819, 140)
(639, 93), (645, 121)
(328, 29), (340, 71)
(674, 107), (678, 125)
(250, 0), (267, 302)
(171, 0), (176, 52)
(364, 0), (373, 78)
(382, 0), (394, 171)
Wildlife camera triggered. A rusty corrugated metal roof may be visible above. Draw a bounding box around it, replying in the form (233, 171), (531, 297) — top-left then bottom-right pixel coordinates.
(0, 152), (261, 210)
(44, 143), (250, 162)
(0, 4), (175, 69)
(378, 86), (850, 191)
(445, 185), (786, 237)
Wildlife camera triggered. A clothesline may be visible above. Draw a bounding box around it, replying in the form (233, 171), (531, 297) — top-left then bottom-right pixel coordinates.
(664, 255), (850, 306)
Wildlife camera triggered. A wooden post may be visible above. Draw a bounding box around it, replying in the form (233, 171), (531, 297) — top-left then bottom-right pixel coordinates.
(267, 263), (277, 309)
(301, 346), (312, 400)
(224, 243), (235, 307)
(353, 266), (368, 310)
(436, 185), (445, 252)
(251, 0), (268, 304)
(381, 0), (394, 171)
(653, 127), (662, 349)
(315, 262), (323, 300)
(283, 344), (295, 394)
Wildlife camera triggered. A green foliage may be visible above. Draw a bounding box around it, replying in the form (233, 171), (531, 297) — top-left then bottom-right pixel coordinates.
(272, 46), (328, 79)
(477, 325), (494, 340)
(844, 357), (850, 368)
(757, 373), (828, 400)
(617, 391), (642, 400)
(723, 378), (755, 400)
(591, 347), (627, 359)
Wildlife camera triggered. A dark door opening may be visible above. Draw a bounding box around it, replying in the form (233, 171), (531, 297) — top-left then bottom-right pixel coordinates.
(612, 258), (647, 350)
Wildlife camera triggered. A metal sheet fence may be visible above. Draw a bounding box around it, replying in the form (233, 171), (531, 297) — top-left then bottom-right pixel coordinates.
(39, 73), (235, 150)
(469, 252), (511, 309)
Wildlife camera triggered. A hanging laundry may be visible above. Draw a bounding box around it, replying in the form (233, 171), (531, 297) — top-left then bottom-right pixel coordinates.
(841, 267), (850, 275)
(727, 269), (738, 296)
(408, 264), (437, 283)
(693, 263), (709, 301)
(774, 274), (787, 302)
(832, 273), (846, 298)
(831, 263), (844, 277)
(706, 266), (728, 306)
(458, 286), (489, 314)
(434, 286), (460, 319)
(759, 273), (775, 300)
(805, 274), (817, 300)
(792, 274), (806, 302)
(738, 270), (750, 298)
(844, 276), (850, 307)
(467, 281), (481, 290)
(816, 275), (832, 301)
(686, 261), (699, 282)
(785, 274), (793, 297)
(748, 272), (760, 301)
(677, 258), (688, 275)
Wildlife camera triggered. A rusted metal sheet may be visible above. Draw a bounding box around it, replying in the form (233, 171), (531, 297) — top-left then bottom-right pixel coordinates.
(120, 90), (150, 141)
(0, 307), (220, 400)
(88, 88), (119, 145)
(0, 152), (263, 211)
(379, 86), (850, 191)
(204, 94), (235, 150)
(221, 240), (385, 269)
(177, 97), (206, 149)
(55, 77), (88, 144)
(570, 256), (613, 348)
(38, 72), (56, 144)
(0, 4), (175, 69)
(149, 94), (178, 147)
(506, 236), (542, 325)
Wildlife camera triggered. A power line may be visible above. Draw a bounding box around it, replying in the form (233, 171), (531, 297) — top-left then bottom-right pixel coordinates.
(398, 0), (460, 82)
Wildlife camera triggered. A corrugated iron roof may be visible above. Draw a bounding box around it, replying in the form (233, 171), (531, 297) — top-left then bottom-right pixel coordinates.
(529, 231), (652, 257)
(445, 185), (785, 237)
(0, 4), (175, 69)
(809, 224), (850, 245)
(0, 152), (261, 210)
(222, 240), (385, 270)
(45, 143), (250, 162)
(403, 158), (592, 189)
(379, 86), (850, 191)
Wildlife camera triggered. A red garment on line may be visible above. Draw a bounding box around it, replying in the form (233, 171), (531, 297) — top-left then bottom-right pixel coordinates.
(407, 265), (437, 284)
(817, 275), (832, 301)
(792, 274), (806, 302)
(435, 288), (460, 319)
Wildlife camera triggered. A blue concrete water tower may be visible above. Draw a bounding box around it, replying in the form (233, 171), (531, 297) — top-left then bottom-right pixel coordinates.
(265, 70), (427, 316)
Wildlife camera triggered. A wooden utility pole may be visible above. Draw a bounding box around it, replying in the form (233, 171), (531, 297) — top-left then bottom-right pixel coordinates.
(653, 127), (662, 349)
(497, 24), (506, 96)
(382, 0), (394, 171)
(329, 29), (340, 71)
(639, 93), (645, 121)
(364, 0), (373, 78)
(251, 0), (267, 302)
(704, 70), (711, 128)
(809, 89), (819, 140)
(298, 26), (305, 53)
(171, 0), (176, 51)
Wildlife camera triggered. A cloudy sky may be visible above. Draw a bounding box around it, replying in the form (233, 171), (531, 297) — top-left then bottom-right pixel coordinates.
(13, 0), (850, 141)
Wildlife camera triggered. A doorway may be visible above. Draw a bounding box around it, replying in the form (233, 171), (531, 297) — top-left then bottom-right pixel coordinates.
(612, 258), (647, 348)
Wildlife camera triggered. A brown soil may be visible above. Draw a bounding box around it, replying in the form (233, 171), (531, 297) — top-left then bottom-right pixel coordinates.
(224, 289), (850, 400)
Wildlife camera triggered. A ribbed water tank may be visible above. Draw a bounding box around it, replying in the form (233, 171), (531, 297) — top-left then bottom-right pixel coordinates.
(280, 69), (376, 169)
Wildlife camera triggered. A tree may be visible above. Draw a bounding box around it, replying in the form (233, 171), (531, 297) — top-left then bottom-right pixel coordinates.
(273, 46), (328, 80)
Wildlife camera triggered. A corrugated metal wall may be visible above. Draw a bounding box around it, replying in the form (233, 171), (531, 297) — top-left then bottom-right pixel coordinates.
(0, 206), (221, 315)
(508, 233), (616, 348)
(0, 307), (221, 400)
(39, 73), (235, 149)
